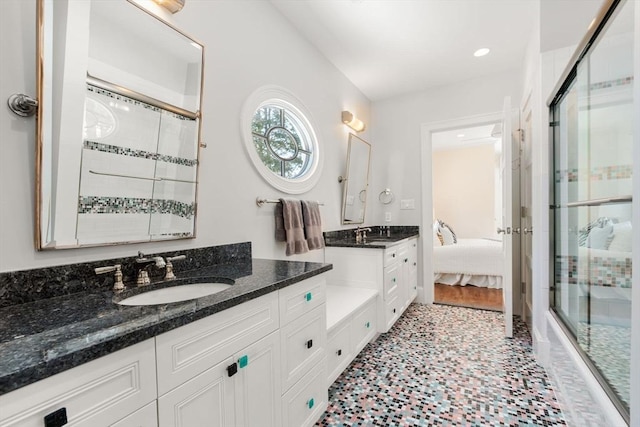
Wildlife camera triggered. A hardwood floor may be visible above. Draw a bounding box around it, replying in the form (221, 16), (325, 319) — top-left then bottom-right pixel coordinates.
(434, 283), (503, 312)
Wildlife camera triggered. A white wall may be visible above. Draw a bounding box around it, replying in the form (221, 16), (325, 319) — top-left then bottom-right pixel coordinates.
(0, 0), (370, 272)
(432, 144), (497, 239)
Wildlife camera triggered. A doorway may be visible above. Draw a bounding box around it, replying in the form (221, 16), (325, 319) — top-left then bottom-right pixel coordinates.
(431, 123), (504, 312)
(420, 108), (522, 336)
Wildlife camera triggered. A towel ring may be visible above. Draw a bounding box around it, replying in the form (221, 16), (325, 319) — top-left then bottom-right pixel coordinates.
(379, 188), (394, 204)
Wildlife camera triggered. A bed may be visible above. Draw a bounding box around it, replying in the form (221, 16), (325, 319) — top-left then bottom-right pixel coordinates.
(433, 238), (504, 289)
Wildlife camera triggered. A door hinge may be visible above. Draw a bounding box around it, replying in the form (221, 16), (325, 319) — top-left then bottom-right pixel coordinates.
(521, 206), (527, 218)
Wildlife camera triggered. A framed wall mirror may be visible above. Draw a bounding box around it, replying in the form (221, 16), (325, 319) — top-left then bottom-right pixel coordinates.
(36, 0), (204, 249)
(341, 134), (371, 224)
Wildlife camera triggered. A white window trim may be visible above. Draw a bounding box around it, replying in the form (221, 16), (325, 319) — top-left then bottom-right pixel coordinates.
(241, 85), (322, 194)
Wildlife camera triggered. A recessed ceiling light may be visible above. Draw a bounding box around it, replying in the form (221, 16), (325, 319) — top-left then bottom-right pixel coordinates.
(457, 134), (465, 138)
(474, 48), (490, 57)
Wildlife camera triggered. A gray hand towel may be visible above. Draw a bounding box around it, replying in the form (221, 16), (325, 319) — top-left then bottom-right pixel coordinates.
(279, 199), (309, 256)
(301, 200), (324, 250)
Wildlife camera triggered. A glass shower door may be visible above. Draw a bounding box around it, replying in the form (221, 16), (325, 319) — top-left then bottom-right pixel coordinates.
(551, 0), (634, 417)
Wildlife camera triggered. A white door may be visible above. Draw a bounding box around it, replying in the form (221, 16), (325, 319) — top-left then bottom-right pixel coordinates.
(500, 96), (515, 338)
(521, 101), (534, 326)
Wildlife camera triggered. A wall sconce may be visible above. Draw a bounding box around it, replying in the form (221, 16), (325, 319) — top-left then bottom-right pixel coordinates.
(152, 0), (185, 13)
(341, 111), (366, 132)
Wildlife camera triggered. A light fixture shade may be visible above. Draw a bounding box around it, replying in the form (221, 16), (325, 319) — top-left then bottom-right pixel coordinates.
(153, 0), (185, 14)
(341, 110), (365, 132)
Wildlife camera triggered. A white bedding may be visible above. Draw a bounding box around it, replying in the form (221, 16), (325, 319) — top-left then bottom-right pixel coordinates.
(433, 238), (504, 289)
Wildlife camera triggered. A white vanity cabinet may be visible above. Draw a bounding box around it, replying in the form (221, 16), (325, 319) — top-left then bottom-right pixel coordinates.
(0, 339), (157, 427)
(325, 237), (419, 334)
(278, 276), (328, 427)
(156, 292), (282, 427)
(0, 274), (329, 427)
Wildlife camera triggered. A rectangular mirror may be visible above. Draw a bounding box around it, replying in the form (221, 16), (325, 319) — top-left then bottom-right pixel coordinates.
(341, 134), (371, 224)
(36, 0), (204, 249)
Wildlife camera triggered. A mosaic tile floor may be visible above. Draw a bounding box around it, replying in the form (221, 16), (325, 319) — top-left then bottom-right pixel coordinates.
(317, 304), (566, 426)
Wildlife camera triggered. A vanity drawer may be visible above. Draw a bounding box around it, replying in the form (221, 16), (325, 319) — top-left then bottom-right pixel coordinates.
(351, 298), (377, 354)
(0, 339), (157, 427)
(384, 294), (401, 332)
(383, 264), (399, 297)
(326, 320), (353, 385)
(280, 305), (327, 391)
(281, 359), (328, 427)
(156, 292), (278, 396)
(112, 401), (158, 427)
(383, 246), (399, 267)
(279, 275), (326, 325)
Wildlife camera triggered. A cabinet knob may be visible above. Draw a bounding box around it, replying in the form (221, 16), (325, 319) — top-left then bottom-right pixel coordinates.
(413, 262), (417, 266)
(238, 355), (249, 368)
(404, 258), (408, 263)
(305, 292), (312, 302)
(306, 339), (313, 349)
(307, 398), (315, 409)
(44, 408), (68, 427)
(337, 349), (342, 356)
(393, 308), (396, 313)
(392, 253), (396, 257)
(392, 278), (396, 283)
(366, 321), (370, 328)
(227, 362), (238, 377)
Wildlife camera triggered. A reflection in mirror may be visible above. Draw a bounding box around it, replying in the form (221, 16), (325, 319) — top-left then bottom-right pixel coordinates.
(341, 134), (371, 224)
(37, 0), (204, 249)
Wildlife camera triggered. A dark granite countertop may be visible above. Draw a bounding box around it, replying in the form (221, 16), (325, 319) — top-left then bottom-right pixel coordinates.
(0, 258), (331, 395)
(324, 228), (420, 249)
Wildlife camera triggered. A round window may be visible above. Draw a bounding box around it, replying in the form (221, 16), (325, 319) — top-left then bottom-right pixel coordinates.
(242, 86), (322, 194)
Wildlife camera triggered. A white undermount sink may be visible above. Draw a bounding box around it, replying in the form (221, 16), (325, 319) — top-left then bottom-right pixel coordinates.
(117, 282), (232, 306)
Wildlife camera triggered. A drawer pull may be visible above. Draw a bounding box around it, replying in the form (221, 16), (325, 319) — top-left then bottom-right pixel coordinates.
(392, 278), (396, 283)
(393, 308), (396, 313)
(305, 292), (312, 302)
(366, 321), (370, 328)
(404, 258), (408, 262)
(227, 362), (238, 377)
(307, 398), (315, 409)
(392, 253), (396, 257)
(44, 408), (68, 427)
(337, 349), (342, 356)
(238, 355), (249, 368)
(306, 339), (313, 349)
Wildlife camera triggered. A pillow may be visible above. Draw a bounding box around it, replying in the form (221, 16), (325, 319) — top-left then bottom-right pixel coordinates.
(578, 217), (615, 247)
(437, 219), (457, 244)
(440, 226), (455, 245)
(433, 222), (442, 246)
(608, 221), (632, 252)
(585, 224), (613, 250)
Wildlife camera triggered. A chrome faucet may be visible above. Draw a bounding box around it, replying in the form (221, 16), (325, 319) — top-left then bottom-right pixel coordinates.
(354, 227), (372, 244)
(135, 252), (166, 286)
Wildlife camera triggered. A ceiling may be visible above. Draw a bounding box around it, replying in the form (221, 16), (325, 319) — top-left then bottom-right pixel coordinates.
(271, 0), (604, 102)
(432, 124), (500, 152)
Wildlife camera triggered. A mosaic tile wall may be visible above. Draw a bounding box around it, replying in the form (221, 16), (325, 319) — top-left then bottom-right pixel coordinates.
(555, 254), (632, 288)
(317, 304), (566, 426)
(554, 165), (633, 183)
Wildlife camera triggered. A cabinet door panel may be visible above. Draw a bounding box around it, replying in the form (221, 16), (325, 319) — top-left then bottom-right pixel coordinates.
(156, 293), (278, 396)
(326, 320), (352, 385)
(158, 357), (235, 427)
(234, 331), (282, 427)
(280, 305), (327, 391)
(351, 299), (377, 354)
(0, 340), (156, 427)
